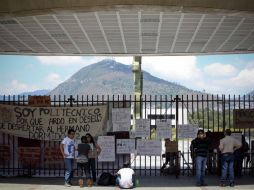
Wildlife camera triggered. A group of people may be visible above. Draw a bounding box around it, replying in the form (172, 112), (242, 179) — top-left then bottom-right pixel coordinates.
(60, 129), (101, 187)
(190, 129), (245, 187)
(60, 129), (136, 189)
(60, 128), (248, 188)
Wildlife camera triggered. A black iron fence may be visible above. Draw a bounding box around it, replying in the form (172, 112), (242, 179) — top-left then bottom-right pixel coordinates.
(0, 94), (254, 177)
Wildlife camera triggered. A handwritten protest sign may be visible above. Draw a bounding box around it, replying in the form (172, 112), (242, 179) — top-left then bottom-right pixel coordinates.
(28, 96), (51, 107)
(233, 109), (254, 128)
(112, 108), (131, 132)
(156, 119), (172, 139)
(0, 104), (107, 141)
(135, 119), (150, 137)
(231, 132), (242, 146)
(178, 124), (199, 139)
(117, 139), (135, 154)
(137, 139), (161, 155)
(0, 145), (10, 161)
(98, 136), (115, 162)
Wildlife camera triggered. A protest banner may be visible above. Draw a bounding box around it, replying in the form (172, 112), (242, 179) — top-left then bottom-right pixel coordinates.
(98, 136), (115, 162)
(156, 119), (172, 139)
(116, 139), (135, 154)
(178, 124), (199, 139)
(18, 147), (41, 165)
(44, 147), (63, 163)
(0, 104), (107, 141)
(231, 132), (242, 146)
(135, 119), (150, 137)
(137, 139), (161, 155)
(0, 145), (10, 161)
(233, 109), (254, 128)
(112, 108), (131, 132)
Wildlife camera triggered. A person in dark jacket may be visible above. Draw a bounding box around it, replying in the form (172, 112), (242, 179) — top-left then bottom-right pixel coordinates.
(190, 129), (210, 186)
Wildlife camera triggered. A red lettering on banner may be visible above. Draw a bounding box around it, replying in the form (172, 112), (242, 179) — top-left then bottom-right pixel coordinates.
(44, 147), (62, 162)
(18, 147), (41, 165)
(0, 145), (10, 161)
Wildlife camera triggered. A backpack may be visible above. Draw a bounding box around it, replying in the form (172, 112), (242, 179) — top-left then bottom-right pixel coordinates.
(97, 172), (116, 186)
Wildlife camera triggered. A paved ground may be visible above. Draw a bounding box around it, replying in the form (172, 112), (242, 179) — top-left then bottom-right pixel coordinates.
(0, 176), (254, 190)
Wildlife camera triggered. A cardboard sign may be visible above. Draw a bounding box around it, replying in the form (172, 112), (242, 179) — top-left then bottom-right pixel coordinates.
(234, 109), (254, 128)
(231, 132), (242, 146)
(28, 96), (51, 107)
(135, 119), (150, 137)
(112, 108), (131, 132)
(117, 139), (135, 154)
(98, 136), (115, 162)
(178, 124), (199, 139)
(156, 119), (172, 139)
(165, 141), (178, 153)
(137, 139), (161, 155)
(0, 104), (107, 141)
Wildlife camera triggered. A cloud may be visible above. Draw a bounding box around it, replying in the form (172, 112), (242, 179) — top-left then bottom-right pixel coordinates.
(203, 63), (238, 78)
(44, 73), (62, 87)
(142, 56), (202, 82)
(37, 56), (85, 66)
(0, 80), (38, 95)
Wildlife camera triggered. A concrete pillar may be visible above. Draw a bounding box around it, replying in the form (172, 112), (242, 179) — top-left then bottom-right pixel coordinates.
(132, 56), (142, 130)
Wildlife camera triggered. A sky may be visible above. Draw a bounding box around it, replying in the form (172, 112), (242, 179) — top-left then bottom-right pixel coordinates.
(0, 54), (254, 95)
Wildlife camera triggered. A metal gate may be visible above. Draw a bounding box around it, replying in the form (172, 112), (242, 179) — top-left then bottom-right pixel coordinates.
(0, 94), (254, 177)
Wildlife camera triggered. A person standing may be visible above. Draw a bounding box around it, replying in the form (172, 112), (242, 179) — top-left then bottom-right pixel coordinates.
(190, 129), (210, 186)
(86, 133), (101, 184)
(219, 129), (241, 187)
(60, 129), (76, 187)
(77, 136), (92, 187)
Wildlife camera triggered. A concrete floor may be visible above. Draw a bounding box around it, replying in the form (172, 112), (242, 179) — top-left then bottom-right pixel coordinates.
(0, 176), (254, 190)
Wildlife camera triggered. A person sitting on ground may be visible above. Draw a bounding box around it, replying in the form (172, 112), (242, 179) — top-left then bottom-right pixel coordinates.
(116, 162), (135, 189)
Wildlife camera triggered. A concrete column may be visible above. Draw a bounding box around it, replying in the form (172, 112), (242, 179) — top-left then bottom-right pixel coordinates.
(132, 56), (142, 130)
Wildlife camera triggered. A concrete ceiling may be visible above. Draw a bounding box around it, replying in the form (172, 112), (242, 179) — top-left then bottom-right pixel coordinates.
(0, 0), (254, 55)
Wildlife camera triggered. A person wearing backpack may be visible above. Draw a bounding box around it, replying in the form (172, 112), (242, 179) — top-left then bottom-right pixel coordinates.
(116, 162), (135, 189)
(76, 136), (92, 187)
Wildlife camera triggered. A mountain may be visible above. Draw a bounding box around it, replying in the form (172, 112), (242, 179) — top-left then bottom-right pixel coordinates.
(19, 89), (50, 96)
(49, 59), (203, 97)
(247, 90), (254, 97)
(0, 89), (50, 101)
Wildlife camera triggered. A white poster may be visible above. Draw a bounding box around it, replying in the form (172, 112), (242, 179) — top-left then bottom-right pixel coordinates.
(156, 119), (172, 139)
(137, 139), (162, 156)
(135, 119), (150, 137)
(231, 132), (242, 146)
(112, 108), (131, 132)
(97, 136), (115, 162)
(178, 124), (199, 139)
(116, 139), (136, 154)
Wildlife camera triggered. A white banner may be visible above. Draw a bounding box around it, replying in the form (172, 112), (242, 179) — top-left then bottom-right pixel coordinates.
(98, 136), (115, 162)
(135, 119), (150, 137)
(137, 139), (161, 155)
(156, 119), (172, 139)
(116, 139), (136, 154)
(112, 108), (131, 132)
(231, 132), (242, 146)
(178, 124), (199, 139)
(0, 104), (107, 141)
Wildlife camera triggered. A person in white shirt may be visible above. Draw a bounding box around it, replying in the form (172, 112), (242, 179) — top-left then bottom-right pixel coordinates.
(116, 162), (135, 189)
(219, 129), (241, 187)
(60, 128), (76, 187)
